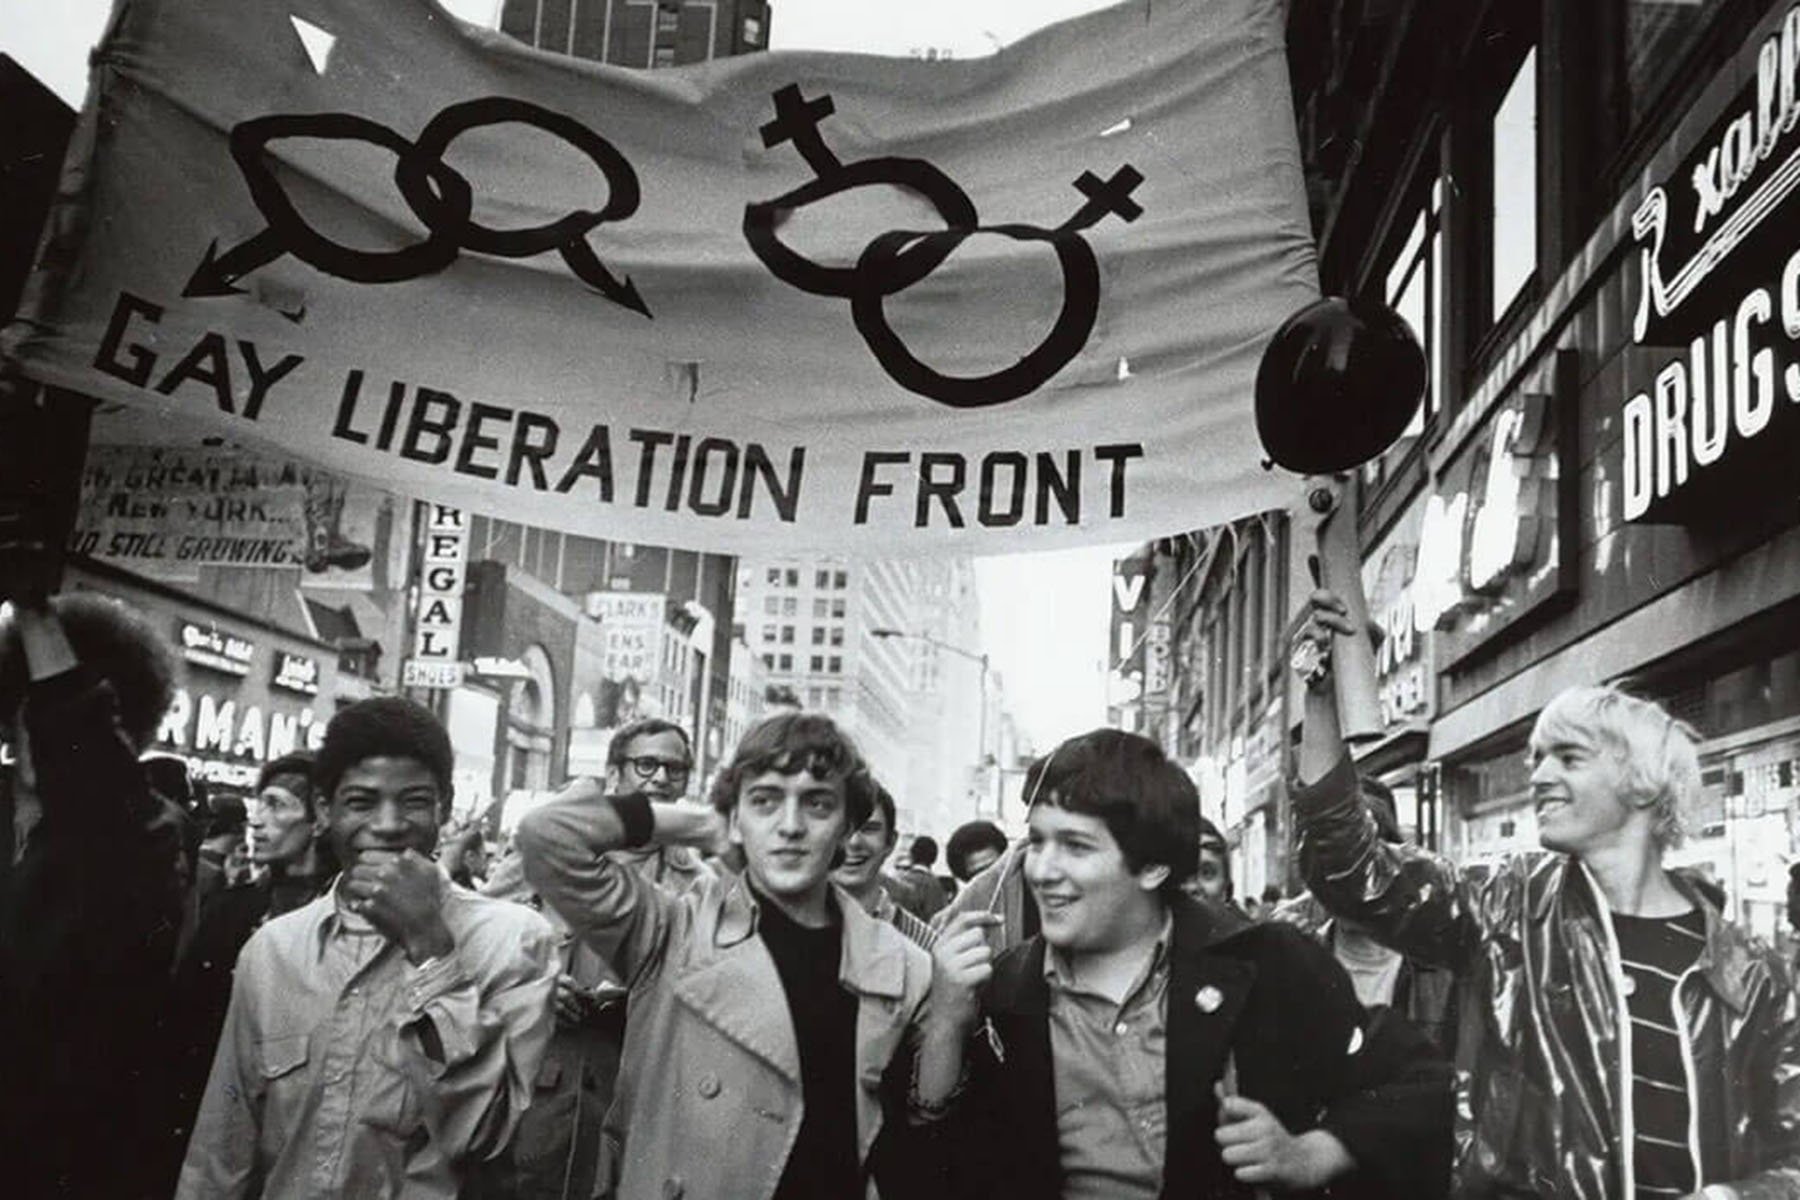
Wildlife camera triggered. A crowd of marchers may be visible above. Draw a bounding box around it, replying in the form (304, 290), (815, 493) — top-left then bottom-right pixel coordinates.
(3, 577), (1799, 1200)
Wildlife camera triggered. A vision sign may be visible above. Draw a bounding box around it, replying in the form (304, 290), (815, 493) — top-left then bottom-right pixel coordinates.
(1622, 5), (1800, 523)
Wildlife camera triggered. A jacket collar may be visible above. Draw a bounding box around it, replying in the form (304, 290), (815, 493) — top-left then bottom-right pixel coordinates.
(1676, 873), (1758, 1012)
(1564, 858), (1759, 1013)
(984, 894), (1259, 1200)
(988, 893), (1253, 1011)
(712, 872), (906, 999)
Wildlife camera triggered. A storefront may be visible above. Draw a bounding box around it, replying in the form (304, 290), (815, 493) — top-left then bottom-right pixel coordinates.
(66, 560), (339, 794)
(459, 560), (594, 813)
(1423, 1), (1800, 938)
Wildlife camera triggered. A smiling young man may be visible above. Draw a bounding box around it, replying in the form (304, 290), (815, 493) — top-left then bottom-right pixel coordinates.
(941, 727), (1447, 1200)
(517, 711), (968, 1200)
(1291, 589), (1800, 1199)
(177, 697), (557, 1199)
(833, 778), (936, 949)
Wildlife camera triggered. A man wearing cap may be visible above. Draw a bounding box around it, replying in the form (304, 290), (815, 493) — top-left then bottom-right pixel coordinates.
(938, 727), (1448, 1199)
(177, 697), (557, 1199)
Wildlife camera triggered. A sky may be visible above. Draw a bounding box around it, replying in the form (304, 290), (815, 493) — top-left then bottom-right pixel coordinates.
(0, 0), (1125, 750)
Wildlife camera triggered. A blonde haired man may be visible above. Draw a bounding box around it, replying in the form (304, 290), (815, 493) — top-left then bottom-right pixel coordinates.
(1292, 589), (1800, 1200)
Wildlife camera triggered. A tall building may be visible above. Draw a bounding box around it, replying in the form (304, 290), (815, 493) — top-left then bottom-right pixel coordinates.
(1153, 0), (1800, 941)
(734, 555), (991, 839)
(500, 0), (770, 67)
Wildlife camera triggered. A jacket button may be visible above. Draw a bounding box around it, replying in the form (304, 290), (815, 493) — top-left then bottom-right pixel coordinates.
(663, 1178), (684, 1199)
(697, 1073), (721, 1099)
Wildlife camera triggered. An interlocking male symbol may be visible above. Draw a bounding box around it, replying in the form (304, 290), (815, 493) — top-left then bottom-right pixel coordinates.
(185, 98), (651, 318)
(743, 84), (1144, 408)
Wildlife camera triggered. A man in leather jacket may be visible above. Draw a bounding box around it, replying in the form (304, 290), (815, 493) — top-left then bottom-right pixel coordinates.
(1292, 588), (1800, 1200)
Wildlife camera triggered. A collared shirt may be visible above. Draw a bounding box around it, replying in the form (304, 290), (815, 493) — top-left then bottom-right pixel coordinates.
(176, 881), (557, 1199)
(1044, 918), (1173, 1200)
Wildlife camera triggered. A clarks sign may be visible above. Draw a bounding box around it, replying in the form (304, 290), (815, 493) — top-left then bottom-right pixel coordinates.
(1623, 5), (1800, 523)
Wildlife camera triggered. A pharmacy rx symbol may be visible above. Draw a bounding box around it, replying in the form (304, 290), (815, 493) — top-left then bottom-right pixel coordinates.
(743, 85), (1144, 408)
(185, 98), (652, 317)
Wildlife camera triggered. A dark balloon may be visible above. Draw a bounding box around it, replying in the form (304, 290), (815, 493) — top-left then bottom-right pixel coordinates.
(1254, 296), (1426, 474)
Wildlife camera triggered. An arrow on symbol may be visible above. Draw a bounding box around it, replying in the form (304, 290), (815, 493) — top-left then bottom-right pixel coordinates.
(183, 228), (286, 298)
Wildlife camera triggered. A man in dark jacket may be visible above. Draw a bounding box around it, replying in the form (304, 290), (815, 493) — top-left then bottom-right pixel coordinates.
(935, 727), (1449, 1199)
(1292, 587), (1800, 1200)
(1272, 780), (1459, 1057)
(0, 588), (188, 1199)
(158, 750), (334, 1191)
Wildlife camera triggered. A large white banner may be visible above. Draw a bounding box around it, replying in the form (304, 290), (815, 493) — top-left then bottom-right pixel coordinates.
(3, 0), (1317, 555)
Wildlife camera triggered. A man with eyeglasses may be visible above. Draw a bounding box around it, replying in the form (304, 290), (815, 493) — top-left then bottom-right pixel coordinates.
(471, 718), (713, 1200)
(602, 718), (712, 892)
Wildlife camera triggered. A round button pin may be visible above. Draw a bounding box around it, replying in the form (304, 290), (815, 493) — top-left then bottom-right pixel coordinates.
(1621, 975), (1637, 997)
(1195, 985), (1223, 1013)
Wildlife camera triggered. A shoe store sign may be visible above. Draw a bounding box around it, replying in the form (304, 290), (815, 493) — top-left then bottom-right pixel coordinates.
(1622, 4), (1800, 523)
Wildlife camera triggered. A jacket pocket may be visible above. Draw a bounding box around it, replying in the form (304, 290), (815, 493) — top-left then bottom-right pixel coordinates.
(257, 1032), (310, 1081)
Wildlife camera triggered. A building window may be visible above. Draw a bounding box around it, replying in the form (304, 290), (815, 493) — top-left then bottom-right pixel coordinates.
(763, 596), (779, 615)
(812, 627), (826, 646)
(833, 570), (847, 588)
(656, 6), (680, 35)
(827, 686), (841, 705)
(813, 598), (829, 618)
(816, 569), (831, 588)
(785, 569), (799, 586)
(1490, 47), (1537, 322)
(828, 656), (842, 673)
(783, 597), (797, 616)
(743, 15), (762, 45)
(810, 655), (824, 672)
(652, 45), (676, 67)
(780, 626), (794, 644)
(761, 624), (777, 640)
(763, 653), (774, 669)
(1381, 176), (1446, 446)
(831, 599), (845, 618)
(1622, 0), (1728, 126)
(778, 653), (792, 671)
(808, 687), (822, 705)
(830, 627), (844, 647)
(766, 567), (780, 585)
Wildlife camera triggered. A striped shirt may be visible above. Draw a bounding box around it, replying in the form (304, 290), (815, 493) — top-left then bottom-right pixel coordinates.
(1612, 907), (1706, 1199)
(871, 884), (938, 950)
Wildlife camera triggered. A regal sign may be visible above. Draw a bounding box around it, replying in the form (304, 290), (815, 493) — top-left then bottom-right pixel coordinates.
(408, 504), (467, 689)
(1623, 4), (1800, 523)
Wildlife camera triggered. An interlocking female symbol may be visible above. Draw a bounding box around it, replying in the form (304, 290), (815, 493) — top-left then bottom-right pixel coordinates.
(743, 84), (1144, 408)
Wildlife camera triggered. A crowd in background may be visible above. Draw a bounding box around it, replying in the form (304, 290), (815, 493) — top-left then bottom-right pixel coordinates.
(4, 578), (1799, 1200)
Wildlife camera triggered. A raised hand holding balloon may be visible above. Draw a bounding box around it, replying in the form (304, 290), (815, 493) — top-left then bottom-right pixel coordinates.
(1255, 297), (1425, 743)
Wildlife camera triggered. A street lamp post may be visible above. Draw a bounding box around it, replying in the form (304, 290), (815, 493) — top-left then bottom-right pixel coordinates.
(869, 627), (990, 813)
